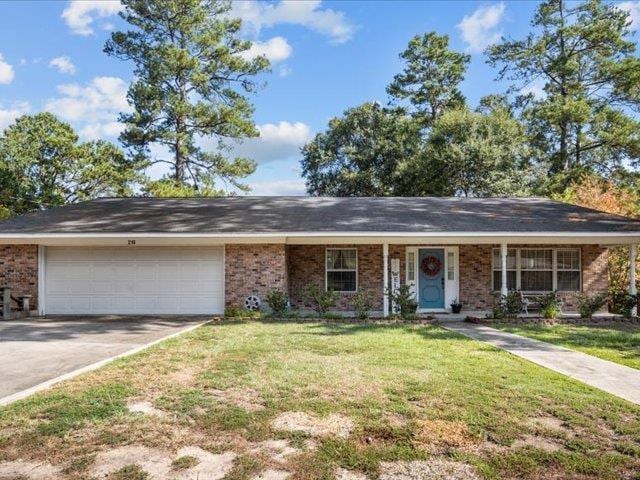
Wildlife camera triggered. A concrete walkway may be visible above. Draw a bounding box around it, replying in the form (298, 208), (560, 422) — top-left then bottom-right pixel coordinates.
(0, 316), (207, 405)
(444, 322), (640, 405)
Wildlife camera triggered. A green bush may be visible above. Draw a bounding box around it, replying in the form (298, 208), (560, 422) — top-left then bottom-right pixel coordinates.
(352, 289), (376, 320)
(493, 291), (523, 318)
(388, 284), (418, 319)
(574, 292), (607, 318)
(265, 289), (289, 317)
(609, 291), (638, 317)
(306, 284), (339, 315)
(538, 291), (562, 320)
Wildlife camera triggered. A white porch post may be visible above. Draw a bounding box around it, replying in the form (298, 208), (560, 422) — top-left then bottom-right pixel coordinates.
(630, 244), (637, 316)
(383, 243), (389, 317)
(500, 243), (509, 298)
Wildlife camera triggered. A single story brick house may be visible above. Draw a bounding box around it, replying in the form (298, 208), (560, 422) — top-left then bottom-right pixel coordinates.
(1, 196), (639, 317)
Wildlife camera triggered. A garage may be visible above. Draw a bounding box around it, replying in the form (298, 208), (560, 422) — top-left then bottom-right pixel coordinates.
(43, 246), (224, 314)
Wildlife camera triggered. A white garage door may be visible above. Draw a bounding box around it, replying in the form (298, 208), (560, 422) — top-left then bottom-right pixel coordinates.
(44, 247), (224, 314)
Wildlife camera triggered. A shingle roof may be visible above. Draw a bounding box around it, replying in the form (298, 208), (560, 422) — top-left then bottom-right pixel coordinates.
(1, 196), (640, 234)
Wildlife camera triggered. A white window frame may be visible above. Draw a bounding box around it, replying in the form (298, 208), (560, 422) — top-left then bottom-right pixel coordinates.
(492, 247), (581, 293)
(325, 248), (358, 293)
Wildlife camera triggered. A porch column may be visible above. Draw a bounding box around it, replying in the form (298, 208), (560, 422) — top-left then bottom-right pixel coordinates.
(500, 243), (508, 297)
(630, 244), (637, 316)
(383, 243), (389, 317)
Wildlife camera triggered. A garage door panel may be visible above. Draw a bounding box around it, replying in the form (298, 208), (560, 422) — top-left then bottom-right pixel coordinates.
(45, 247), (224, 314)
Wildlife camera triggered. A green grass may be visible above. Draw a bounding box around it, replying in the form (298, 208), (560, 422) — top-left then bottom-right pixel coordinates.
(0, 320), (639, 480)
(489, 322), (640, 370)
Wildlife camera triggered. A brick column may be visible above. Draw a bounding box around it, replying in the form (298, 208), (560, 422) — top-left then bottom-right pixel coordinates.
(0, 245), (38, 310)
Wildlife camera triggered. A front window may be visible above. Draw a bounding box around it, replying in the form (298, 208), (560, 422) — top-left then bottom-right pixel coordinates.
(492, 248), (581, 292)
(326, 248), (357, 292)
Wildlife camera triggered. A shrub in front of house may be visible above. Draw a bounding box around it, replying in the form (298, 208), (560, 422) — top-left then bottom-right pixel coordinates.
(539, 291), (562, 320)
(352, 289), (376, 320)
(306, 284), (339, 316)
(575, 292), (607, 318)
(492, 291), (523, 319)
(389, 284), (418, 319)
(608, 291), (638, 317)
(265, 289), (289, 317)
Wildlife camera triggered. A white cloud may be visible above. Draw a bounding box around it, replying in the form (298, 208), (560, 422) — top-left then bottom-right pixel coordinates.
(62, 0), (123, 36)
(0, 102), (29, 132)
(457, 3), (506, 53)
(232, 121), (313, 163)
(49, 56), (76, 75)
(231, 0), (355, 44)
(45, 77), (129, 141)
(0, 53), (15, 84)
(249, 179), (307, 195)
(241, 36), (292, 64)
(80, 121), (125, 140)
(618, 2), (640, 30)
(519, 81), (546, 99)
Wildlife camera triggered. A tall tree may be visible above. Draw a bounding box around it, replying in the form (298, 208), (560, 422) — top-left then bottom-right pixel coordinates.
(487, 0), (640, 192)
(387, 32), (470, 128)
(301, 103), (423, 196)
(421, 105), (532, 197)
(0, 113), (137, 217)
(105, 0), (268, 196)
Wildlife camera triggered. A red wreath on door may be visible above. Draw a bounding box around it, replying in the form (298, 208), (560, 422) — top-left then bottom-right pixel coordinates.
(421, 256), (442, 276)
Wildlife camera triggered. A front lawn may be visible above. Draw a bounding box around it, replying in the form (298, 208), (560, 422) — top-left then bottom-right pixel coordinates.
(0, 321), (639, 480)
(489, 322), (640, 370)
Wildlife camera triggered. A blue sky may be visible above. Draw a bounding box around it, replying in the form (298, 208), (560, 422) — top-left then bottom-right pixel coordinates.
(0, 0), (638, 195)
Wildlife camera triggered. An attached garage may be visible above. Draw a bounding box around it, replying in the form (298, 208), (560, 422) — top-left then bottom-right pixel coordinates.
(43, 246), (224, 315)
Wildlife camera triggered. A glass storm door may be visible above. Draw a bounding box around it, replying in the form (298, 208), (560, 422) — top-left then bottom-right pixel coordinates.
(418, 248), (445, 309)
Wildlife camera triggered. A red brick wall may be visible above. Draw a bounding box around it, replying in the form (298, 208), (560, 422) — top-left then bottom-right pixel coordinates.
(459, 244), (609, 310)
(224, 244), (288, 308)
(288, 244), (383, 311)
(0, 245), (38, 310)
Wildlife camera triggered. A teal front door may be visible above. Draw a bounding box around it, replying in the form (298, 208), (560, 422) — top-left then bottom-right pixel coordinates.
(418, 249), (445, 309)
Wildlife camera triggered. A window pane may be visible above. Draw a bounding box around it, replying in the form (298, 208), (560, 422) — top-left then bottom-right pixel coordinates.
(327, 271), (356, 292)
(520, 250), (552, 270)
(557, 271), (580, 291)
(327, 249), (357, 269)
(447, 251), (454, 281)
(557, 249), (580, 270)
(492, 249), (516, 270)
(493, 271), (517, 291)
(407, 252), (415, 281)
(521, 271), (553, 291)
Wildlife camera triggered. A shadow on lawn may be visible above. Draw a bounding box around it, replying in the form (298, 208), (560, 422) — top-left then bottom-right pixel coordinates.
(295, 321), (471, 342)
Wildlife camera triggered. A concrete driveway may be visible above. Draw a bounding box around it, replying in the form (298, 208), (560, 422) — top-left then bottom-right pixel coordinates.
(0, 316), (208, 404)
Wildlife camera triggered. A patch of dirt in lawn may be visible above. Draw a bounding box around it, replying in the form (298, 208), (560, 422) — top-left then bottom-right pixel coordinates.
(528, 415), (570, 433)
(379, 459), (480, 480)
(127, 400), (168, 417)
(251, 468), (291, 480)
(0, 459), (61, 480)
(414, 420), (480, 453)
(90, 445), (172, 478)
(209, 387), (266, 411)
(271, 411), (354, 438)
(335, 467), (369, 479)
(386, 413), (410, 427)
(512, 434), (566, 452)
(171, 446), (236, 479)
(250, 439), (299, 462)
